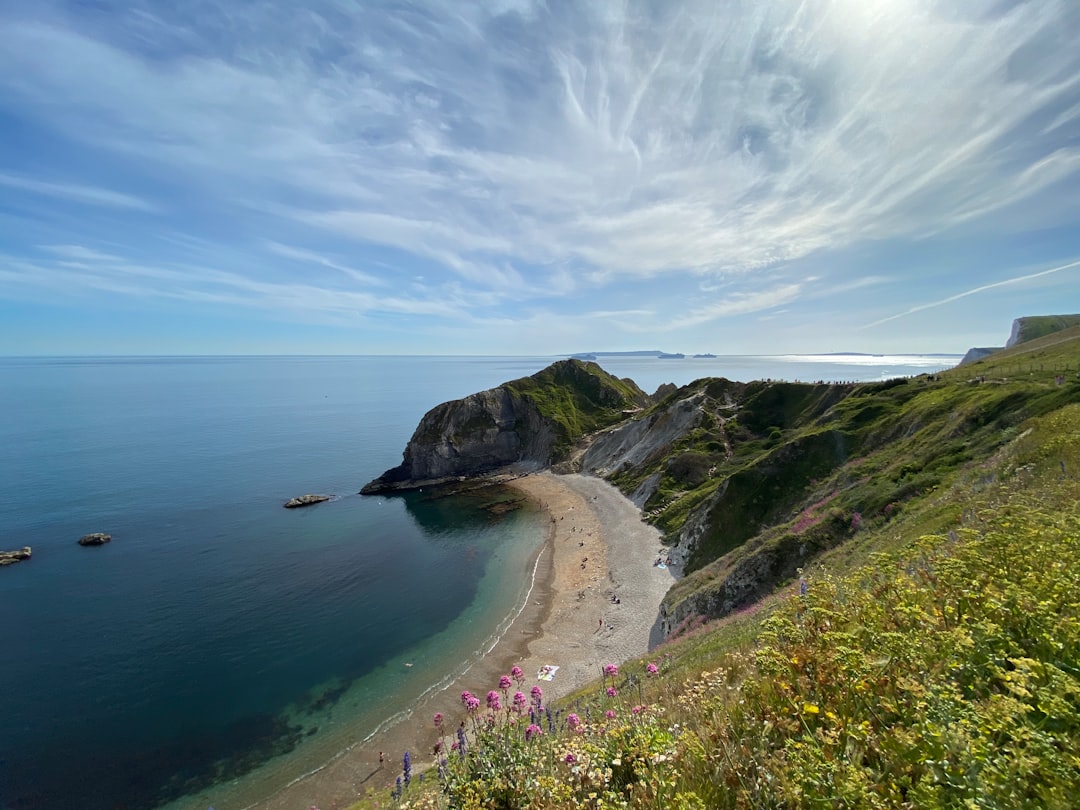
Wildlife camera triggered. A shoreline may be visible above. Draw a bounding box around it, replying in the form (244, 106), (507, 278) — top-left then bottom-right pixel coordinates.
(237, 472), (677, 810)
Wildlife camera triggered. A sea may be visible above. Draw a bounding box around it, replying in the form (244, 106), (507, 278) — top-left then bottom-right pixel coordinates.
(0, 353), (960, 810)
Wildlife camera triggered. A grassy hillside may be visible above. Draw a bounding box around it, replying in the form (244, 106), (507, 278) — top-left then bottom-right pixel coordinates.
(502, 359), (649, 458)
(346, 335), (1080, 809)
(353, 397), (1080, 809)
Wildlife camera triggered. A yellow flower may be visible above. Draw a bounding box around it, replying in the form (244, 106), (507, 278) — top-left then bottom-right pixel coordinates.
(802, 703), (820, 714)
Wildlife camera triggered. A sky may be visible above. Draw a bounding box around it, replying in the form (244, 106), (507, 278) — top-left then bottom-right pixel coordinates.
(1, 0), (1079, 356)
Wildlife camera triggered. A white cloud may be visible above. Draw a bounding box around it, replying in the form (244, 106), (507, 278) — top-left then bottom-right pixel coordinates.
(863, 258), (1080, 330)
(0, 172), (159, 212)
(0, 0), (1077, 334)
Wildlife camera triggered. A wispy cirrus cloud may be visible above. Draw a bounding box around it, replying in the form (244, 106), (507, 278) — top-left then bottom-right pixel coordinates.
(0, 172), (159, 212)
(863, 257), (1080, 330)
(0, 0), (1078, 350)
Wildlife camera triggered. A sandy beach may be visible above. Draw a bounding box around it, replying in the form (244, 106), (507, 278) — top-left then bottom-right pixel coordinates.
(246, 471), (678, 810)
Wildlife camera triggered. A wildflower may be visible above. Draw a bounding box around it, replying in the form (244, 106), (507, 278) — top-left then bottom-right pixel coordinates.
(486, 690), (502, 711)
(567, 712), (581, 730)
(646, 662), (659, 676)
(632, 705), (643, 715)
(607, 687), (617, 697)
(511, 665), (524, 684)
(512, 691), (527, 713)
(460, 690), (474, 708)
(565, 752), (577, 763)
(605, 710), (616, 719)
(604, 663), (619, 678)
(464, 694), (480, 712)
(525, 723), (543, 741)
(531, 685), (543, 706)
(498, 674), (512, 691)
(403, 751), (412, 788)
(433, 712), (444, 727)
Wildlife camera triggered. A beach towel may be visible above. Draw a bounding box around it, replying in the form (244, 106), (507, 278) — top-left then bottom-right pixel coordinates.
(537, 665), (559, 681)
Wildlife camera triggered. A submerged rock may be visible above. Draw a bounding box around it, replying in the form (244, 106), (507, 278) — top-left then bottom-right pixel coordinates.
(283, 494), (331, 508)
(0, 546), (32, 566)
(78, 533), (112, 546)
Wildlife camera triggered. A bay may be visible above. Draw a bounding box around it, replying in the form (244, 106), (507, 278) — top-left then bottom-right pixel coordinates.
(0, 353), (959, 810)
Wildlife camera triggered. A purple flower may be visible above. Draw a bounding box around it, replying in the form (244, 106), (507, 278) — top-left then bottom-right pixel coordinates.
(607, 686), (618, 697)
(465, 695), (480, 712)
(564, 752), (577, 763)
(510, 665), (524, 684)
(433, 712), (444, 727)
(530, 685), (543, 705)
(604, 663), (619, 678)
(512, 691), (527, 713)
(403, 751), (412, 788)
(460, 690), (474, 707)
(605, 710), (616, 719)
(499, 674), (512, 691)
(525, 723), (543, 741)
(646, 662), (659, 676)
(566, 713), (581, 730)
(486, 690), (501, 711)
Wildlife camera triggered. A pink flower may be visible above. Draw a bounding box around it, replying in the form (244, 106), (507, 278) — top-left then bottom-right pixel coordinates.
(460, 690), (473, 707)
(530, 685), (543, 705)
(564, 752), (577, 763)
(433, 712), (444, 727)
(525, 723), (543, 741)
(646, 662), (659, 676)
(566, 713), (581, 730)
(604, 663), (619, 677)
(632, 705), (644, 715)
(605, 709), (616, 719)
(510, 665), (524, 684)
(607, 686), (617, 697)
(512, 691), (527, 713)
(498, 674), (512, 691)
(465, 695), (480, 713)
(486, 690), (501, 711)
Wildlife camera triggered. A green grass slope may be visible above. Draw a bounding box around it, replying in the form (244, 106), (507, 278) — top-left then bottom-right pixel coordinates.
(1009, 315), (1080, 347)
(502, 359), (649, 458)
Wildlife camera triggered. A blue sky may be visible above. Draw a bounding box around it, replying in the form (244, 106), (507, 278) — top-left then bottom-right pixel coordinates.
(1, 0), (1078, 356)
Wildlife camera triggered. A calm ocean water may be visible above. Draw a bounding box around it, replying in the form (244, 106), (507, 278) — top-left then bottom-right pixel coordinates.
(0, 354), (958, 810)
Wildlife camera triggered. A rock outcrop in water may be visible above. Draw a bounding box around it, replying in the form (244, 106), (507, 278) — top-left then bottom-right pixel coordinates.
(283, 494), (331, 508)
(361, 360), (648, 494)
(0, 546), (32, 566)
(78, 533), (112, 546)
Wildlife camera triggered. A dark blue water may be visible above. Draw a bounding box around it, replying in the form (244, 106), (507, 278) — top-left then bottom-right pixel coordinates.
(0, 354), (958, 810)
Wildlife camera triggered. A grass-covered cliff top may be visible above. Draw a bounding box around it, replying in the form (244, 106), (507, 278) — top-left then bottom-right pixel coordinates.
(502, 359), (648, 456)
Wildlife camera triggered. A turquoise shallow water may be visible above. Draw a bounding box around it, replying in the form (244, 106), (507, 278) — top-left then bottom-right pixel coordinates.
(0, 354), (958, 810)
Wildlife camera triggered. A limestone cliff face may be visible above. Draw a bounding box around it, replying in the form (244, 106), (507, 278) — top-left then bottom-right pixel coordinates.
(361, 359), (646, 494)
(361, 387), (555, 493)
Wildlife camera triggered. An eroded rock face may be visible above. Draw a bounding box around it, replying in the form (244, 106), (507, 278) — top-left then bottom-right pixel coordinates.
(78, 533), (111, 546)
(283, 494), (331, 508)
(362, 387), (556, 493)
(0, 546), (32, 566)
(579, 392), (707, 484)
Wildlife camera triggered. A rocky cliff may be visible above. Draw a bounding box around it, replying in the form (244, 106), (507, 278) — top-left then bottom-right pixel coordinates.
(361, 360), (647, 493)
